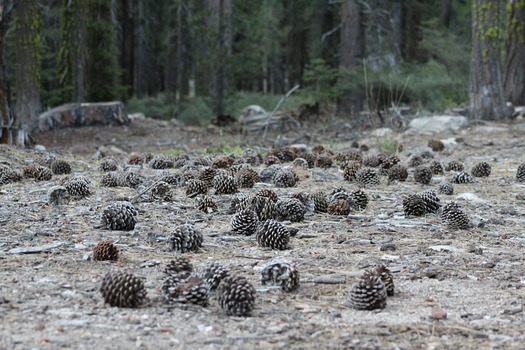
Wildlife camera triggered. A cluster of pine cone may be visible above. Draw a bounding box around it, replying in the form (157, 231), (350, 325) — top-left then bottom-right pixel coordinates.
(3, 133), (520, 318)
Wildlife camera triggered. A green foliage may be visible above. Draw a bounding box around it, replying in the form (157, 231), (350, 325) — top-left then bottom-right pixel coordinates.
(179, 97), (215, 126)
(302, 58), (339, 104)
(85, 0), (122, 102)
(225, 91), (315, 118)
(376, 136), (402, 154)
(126, 94), (177, 120)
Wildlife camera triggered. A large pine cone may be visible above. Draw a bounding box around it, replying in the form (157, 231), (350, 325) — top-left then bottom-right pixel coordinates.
(100, 271), (147, 308)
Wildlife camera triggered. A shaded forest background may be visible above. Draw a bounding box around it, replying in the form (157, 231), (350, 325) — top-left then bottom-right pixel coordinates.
(1, 0), (524, 143)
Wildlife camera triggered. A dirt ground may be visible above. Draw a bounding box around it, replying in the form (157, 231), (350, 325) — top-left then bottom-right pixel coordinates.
(1, 117), (525, 349)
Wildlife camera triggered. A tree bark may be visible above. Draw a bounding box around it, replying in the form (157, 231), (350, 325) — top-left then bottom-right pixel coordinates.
(0, 0), (19, 145)
(206, 0), (232, 116)
(337, 0), (365, 118)
(14, 0), (42, 145)
(470, 0), (510, 120)
(503, 0), (525, 106)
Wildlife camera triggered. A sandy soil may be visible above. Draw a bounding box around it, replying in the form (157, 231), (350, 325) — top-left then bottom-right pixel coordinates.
(1, 118), (525, 349)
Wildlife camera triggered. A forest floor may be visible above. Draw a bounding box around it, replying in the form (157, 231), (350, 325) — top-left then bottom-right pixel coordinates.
(1, 117), (525, 349)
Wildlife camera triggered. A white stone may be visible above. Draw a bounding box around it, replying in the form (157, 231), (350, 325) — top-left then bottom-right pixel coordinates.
(407, 115), (468, 134)
(456, 192), (486, 203)
(370, 127), (393, 137)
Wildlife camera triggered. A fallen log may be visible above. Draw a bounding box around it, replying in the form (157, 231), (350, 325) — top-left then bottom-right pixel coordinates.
(38, 101), (129, 132)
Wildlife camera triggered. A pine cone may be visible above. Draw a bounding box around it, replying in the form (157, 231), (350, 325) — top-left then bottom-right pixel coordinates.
(100, 172), (120, 187)
(99, 158), (118, 172)
(471, 161), (491, 177)
(269, 147), (296, 162)
(150, 181), (172, 201)
(162, 275), (208, 306)
(291, 192), (314, 212)
(327, 198), (351, 216)
(416, 189), (441, 214)
(264, 155), (281, 166)
(272, 169), (297, 187)
(198, 262), (231, 291)
(235, 167), (260, 188)
(438, 181), (454, 195)
(364, 264), (394, 296)
(0, 165), (21, 185)
(452, 171), (474, 184)
(256, 220), (290, 250)
(185, 179), (208, 197)
(355, 168), (380, 186)
(362, 154), (381, 167)
(379, 155), (400, 170)
(259, 164), (280, 183)
(441, 202), (470, 229)
(101, 201), (137, 231)
(164, 256), (193, 275)
(100, 271), (146, 308)
(50, 159), (72, 175)
(198, 167), (218, 187)
(446, 160), (464, 172)
(336, 149), (363, 163)
(342, 161), (362, 181)
(349, 274), (387, 310)
(403, 194), (426, 217)
(34, 153), (56, 167)
(428, 139), (444, 152)
(118, 171), (143, 188)
(407, 155), (424, 168)
(128, 154), (143, 165)
(517, 163), (525, 182)
(24, 164), (53, 181)
(168, 224), (203, 253)
(260, 259), (300, 292)
(213, 175), (238, 194)
(429, 160), (444, 175)
(297, 152), (316, 168)
(387, 164), (408, 182)
(217, 275), (256, 316)
(231, 209), (259, 235)
(93, 240), (119, 261)
(64, 175), (92, 197)
(350, 189), (368, 210)
(314, 154), (333, 169)
(311, 191), (328, 213)
(196, 195), (218, 213)
(276, 198), (306, 222)
(149, 155), (174, 169)
(255, 188), (279, 202)
(413, 166), (432, 184)
(211, 155), (233, 169)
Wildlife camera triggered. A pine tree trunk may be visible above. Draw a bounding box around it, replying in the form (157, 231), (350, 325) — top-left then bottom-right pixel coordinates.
(337, 0), (365, 118)
(469, 0), (509, 120)
(14, 0), (42, 145)
(503, 0), (525, 106)
(206, 0), (232, 116)
(0, 0), (19, 145)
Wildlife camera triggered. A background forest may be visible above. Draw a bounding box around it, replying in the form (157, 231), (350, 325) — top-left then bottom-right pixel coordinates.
(0, 0), (524, 145)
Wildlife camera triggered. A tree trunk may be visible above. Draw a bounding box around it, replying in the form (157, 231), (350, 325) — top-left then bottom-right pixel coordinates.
(206, 0), (232, 116)
(0, 0), (19, 145)
(470, 0), (509, 120)
(14, 0), (42, 145)
(503, 0), (525, 106)
(337, 0), (365, 118)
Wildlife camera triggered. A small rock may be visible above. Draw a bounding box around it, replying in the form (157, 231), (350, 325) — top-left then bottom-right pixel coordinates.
(430, 306), (447, 320)
(48, 186), (70, 206)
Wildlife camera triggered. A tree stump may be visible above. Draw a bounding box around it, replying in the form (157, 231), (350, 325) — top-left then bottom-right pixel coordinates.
(38, 101), (130, 132)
